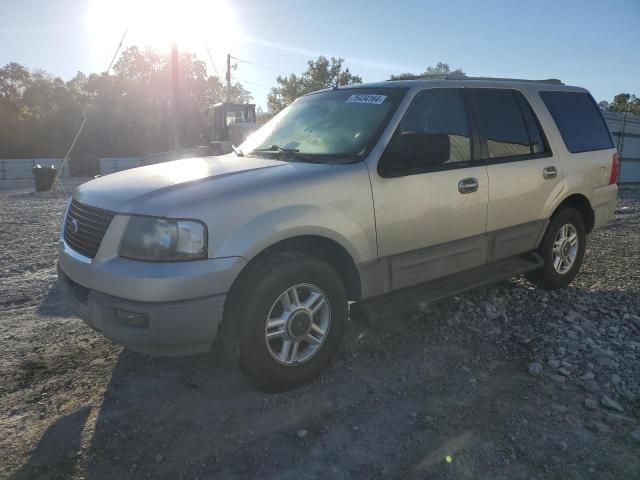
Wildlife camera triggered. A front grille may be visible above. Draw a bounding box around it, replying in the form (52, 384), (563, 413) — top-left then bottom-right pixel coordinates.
(63, 200), (115, 258)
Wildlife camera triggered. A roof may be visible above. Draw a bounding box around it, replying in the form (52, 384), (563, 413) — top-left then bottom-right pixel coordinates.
(390, 74), (563, 84)
(322, 76), (583, 92)
(302, 76), (587, 101)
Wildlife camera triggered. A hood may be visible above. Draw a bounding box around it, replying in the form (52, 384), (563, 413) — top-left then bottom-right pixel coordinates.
(74, 154), (289, 214)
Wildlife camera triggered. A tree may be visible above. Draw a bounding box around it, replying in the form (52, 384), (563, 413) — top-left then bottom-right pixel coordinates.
(255, 105), (271, 124)
(266, 56), (362, 114)
(0, 47), (253, 157)
(0, 63), (32, 156)
(599, 93), (640, 115)
(390, 62), (465, 80)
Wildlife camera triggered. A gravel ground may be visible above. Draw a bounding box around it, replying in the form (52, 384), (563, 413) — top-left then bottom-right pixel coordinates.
(1, 188), (639, 480)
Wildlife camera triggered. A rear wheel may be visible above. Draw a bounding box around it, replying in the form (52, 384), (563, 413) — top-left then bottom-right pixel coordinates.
(224, 253), (348, 392)
(526, 207), (586, 290)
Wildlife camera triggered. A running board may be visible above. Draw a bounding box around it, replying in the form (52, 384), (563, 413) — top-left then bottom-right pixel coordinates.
(350, 252), (543, 323)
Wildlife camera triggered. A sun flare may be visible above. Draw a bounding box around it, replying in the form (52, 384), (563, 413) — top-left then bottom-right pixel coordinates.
(87, 0), (240, 59)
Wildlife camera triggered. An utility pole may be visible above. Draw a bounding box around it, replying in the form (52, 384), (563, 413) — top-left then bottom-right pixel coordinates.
(171, 42), (181, 150)
(226, 53), (231, 103)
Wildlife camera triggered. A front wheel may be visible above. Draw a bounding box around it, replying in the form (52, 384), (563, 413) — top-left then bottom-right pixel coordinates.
(526, 207), (586, 290)
(227, 253), (348, 392)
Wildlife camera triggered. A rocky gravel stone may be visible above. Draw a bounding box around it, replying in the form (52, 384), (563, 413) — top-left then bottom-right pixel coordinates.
(584, 398), (598, 410)
(548, 359), (560, 369)
(600, 395), (624, 413)
(604, 413), (637, 426)
(583, 380), (600, 393)
(624, 314), (640, 332)
(548, 374), (566, 384)
(596, 357), (619, 369)
(2, 188), (640, 479)
(528, 362), (543, 377)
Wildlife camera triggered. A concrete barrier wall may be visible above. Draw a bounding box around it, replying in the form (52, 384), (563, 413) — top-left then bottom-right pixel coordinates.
(0, 158), (71, 180)
(0, 150), (212, 182)
(0, 158), (143, 181)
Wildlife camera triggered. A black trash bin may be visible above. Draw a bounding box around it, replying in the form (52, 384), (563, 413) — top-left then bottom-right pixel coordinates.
(32, 165), (57, 192)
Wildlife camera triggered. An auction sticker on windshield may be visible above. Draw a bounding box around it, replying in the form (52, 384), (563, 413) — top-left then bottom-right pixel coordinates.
(345, 94), (387, 105)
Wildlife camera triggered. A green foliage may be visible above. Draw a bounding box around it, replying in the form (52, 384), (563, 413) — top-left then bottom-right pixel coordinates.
(599, 93), (640, 115)
(0, 47), (251, 157)
(266, 56), (362, 114)
(389, 62), (465, 80)
(255, 105), (272, 124)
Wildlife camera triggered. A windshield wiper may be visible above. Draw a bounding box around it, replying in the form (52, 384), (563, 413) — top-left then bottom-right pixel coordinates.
(253, 144), (300, 154)
(232, 145), (244, 157)
(251, 144), (318, 163)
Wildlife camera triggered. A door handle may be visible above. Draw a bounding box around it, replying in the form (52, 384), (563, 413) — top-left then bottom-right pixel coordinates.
(458, 177), (479, 194)
(543, 166), (558, 179)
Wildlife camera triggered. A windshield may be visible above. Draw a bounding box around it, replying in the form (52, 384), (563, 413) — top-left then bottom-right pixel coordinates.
(238, 88), (405, 162)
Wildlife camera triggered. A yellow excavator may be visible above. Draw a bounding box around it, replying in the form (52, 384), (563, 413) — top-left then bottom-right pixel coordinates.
(210, 102), (260, 155)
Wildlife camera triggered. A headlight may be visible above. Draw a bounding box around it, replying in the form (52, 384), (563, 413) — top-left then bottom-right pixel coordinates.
(119, 217), (207, 261)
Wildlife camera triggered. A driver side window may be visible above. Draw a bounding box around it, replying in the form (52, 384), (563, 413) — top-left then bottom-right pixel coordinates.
(380, 89), (472, 176)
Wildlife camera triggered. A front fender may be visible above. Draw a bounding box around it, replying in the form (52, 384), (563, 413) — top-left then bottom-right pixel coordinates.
(215, 204), (376, 265)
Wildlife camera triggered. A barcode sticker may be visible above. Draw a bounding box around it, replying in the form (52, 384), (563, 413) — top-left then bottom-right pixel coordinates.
(345, 94), (387, 105)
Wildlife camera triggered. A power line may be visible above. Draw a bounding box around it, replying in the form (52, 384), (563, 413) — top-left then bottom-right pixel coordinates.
(106, 27), (129, 74)
(231, 56), (287, 75)
(53, 27), (129, 194)
(204, 42), (221, 79)
(231, 76), (273, 90)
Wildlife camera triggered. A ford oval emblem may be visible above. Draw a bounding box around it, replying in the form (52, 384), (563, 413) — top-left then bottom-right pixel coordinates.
(70, 218), (79, 234)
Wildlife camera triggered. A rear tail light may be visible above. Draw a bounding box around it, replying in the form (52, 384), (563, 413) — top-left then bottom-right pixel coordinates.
(609, 152), (620, 185)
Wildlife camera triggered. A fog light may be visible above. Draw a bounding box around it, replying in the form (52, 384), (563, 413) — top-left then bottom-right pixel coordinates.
(116, 309), (149, 328)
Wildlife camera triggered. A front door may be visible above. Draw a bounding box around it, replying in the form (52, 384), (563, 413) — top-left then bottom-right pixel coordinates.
(369, 88), (489, 290)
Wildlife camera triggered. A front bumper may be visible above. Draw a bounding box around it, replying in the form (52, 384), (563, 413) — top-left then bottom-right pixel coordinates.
(58, 266), (225, 356)
(58, 242), (247, 356)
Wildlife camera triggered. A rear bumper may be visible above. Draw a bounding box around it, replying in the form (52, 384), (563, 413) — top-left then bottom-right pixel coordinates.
(58, 265), (226, 356)
(592, 184), (618, 230)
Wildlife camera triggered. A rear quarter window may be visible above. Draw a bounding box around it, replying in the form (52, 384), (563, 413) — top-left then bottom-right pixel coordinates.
(540, 91), (613, 153)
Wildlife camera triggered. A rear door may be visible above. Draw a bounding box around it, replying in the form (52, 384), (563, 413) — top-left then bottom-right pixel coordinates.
(469, 88), (563, 260)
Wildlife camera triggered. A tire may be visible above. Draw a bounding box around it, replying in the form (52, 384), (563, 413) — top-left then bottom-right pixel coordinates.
(526, 207), (586, 290)
(223, 252), (348, 392)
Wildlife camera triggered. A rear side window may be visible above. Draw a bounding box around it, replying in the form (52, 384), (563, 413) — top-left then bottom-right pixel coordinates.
(469, 89), (547, 159)
(540, 91), (613, 153)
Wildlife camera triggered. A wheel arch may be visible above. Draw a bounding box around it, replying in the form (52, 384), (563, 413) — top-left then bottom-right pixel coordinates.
(244, 235), (362, 300)
(223, 235), (362, 327)
(552, 193), (595, 233)
(219, 235), (362, 348)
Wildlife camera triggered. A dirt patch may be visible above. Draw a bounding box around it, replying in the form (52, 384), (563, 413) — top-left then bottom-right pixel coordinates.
(1, 189), (639, 479)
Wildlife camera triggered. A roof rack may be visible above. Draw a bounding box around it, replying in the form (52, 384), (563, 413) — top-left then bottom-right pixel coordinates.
(389, 73), (564, 85)
(454, 75), (564, 85)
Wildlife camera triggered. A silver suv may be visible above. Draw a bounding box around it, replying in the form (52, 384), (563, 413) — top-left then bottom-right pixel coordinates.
(58, 78), (619, 391)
